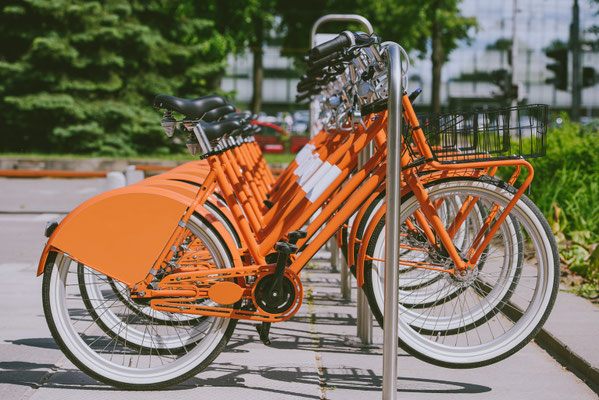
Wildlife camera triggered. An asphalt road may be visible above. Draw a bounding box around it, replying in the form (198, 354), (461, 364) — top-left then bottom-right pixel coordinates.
(0, 177), (596, 399)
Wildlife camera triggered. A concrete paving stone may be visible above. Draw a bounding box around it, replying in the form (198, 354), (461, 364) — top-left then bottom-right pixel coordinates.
(0, 177), (106, 213)
(0, 344), (63, 400)
(302, 268), (598, 400)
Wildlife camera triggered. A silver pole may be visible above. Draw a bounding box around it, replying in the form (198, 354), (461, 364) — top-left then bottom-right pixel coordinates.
(309, 13), (375, 298)
(571, 0), (581, 122)
(309, 15), (374, 137)
(310, 14), (374, 47)
(357, 142), (374, 344)
(330, 237), (338, 271)
(510, 0), (519, 127)
(382, 42), (402, 400)
(339, 240), (351, 300)
(357, 284), (373, 343)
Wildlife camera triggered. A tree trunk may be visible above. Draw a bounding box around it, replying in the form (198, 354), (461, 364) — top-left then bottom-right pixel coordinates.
(250, 17), (264, 115)
(431, 5), (444, 114)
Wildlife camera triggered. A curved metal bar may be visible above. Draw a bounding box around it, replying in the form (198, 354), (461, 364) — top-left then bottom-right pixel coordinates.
(309, 15), (374, 137)
(310, 14), (374, 47)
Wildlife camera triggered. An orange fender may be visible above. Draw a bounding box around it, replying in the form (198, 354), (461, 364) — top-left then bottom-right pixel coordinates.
(142, 172), (208, 185)
(133, 178), (245, 248)
(37, 186), (241, 286)
(356, 201), (386, 288)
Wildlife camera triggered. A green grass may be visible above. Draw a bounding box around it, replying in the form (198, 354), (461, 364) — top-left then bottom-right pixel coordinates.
(262, 153), (294, 164)
(569, 282), (599, 303)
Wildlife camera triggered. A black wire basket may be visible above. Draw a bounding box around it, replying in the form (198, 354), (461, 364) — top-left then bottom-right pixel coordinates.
(407, 104), (548, 164)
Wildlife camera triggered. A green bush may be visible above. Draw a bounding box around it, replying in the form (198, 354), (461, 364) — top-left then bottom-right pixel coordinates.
(529, 120), (599, 241)
(526, 118), (599, 294)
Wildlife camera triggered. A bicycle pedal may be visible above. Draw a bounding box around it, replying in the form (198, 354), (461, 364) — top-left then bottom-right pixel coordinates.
(265, 252), (278, 264)
(274, 241), (298, 255)
(256, 322), (272, 345)
(288, 230), (307, 244)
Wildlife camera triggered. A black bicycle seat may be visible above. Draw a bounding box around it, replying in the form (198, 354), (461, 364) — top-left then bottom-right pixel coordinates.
(153, 94), (226, 119)
(203, 104), (237, 122)
(199, 119), (244, 141)
(242, 124), (261, 137)
(223, 111), (253, 124)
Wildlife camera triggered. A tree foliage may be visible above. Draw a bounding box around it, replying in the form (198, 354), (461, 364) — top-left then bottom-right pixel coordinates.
(276, 0), (475, 112)
(190, 0), (278, 114)
(275, 0), (474, 61)
(0, 0), (232, 155)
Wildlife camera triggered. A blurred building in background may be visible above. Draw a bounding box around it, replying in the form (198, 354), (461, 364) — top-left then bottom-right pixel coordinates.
(222, 0), (599, 118)
(221, 46), (301, 115)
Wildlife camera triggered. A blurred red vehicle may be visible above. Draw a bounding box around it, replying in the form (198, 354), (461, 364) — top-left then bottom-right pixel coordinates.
(250, 121), (309, 153)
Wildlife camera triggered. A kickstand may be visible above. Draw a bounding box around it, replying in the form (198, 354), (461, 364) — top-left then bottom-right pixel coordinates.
(256, 322), (272, 345)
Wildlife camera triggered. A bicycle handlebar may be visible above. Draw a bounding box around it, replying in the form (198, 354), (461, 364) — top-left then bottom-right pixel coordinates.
(307, 50), (343, 69)
(297, 78), (325, 93)
(308, 31), (353, 61)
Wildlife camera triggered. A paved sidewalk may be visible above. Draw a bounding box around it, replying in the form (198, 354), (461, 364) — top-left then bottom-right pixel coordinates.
(535, 286), (599, 390)
(0, 178), (598, 399)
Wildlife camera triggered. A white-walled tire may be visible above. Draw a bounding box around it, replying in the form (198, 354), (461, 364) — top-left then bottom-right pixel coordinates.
(42, 214), (237, 389)
(363, 177), (559, 368)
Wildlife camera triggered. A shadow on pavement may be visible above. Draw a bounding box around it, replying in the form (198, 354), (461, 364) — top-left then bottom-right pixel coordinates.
(192, 362), (492, 395)
(6, 337), (58, 350)
(0, 360), (491, 396)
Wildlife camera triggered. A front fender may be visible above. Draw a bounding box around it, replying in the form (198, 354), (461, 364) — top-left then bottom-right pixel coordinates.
(37, 186), (241, 285)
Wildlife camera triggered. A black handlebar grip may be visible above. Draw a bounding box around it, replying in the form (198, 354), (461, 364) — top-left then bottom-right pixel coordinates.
(307, 50), (342, 70)
(308, 33), (352, 61)
(297, 79), (323, 93)
(306, 67), (326, 79)
(296, 92), (312, 103)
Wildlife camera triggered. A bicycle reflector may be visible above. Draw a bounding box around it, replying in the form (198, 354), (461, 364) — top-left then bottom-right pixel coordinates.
(161, 111), (177, 137)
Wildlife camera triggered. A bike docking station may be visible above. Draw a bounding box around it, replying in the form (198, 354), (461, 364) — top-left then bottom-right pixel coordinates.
(310, 14), (404, 398)
(311, 13), (375, 334)
(34, 9), (560, 396)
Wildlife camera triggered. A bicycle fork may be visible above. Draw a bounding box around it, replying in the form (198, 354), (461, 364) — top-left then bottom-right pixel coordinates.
(402, 161), (534, 274)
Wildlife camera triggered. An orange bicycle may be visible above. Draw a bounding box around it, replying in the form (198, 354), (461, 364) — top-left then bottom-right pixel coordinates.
(38, 32), (558, 388)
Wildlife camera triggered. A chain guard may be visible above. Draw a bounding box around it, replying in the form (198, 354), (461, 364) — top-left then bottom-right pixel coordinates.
(150, 264), (303, 322)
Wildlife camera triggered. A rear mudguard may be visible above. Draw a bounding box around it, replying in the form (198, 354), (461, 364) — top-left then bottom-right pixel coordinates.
(37, 186), (242, 286)
(134, 178), (244, 248)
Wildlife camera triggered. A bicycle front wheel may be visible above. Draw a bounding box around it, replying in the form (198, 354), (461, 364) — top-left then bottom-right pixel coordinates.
(363, 176), (559, 368)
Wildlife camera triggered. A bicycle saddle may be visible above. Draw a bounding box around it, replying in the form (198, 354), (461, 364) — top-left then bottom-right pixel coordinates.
(154, 94), (226, 119)
(199, 119), (244, 140)
(203, 104), (237, 122)
(223, 111), (253, 124)
(242, 124), (261, 137)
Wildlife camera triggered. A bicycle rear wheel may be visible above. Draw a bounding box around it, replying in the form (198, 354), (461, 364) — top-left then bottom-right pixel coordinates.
(42, 214), (238, 389)
(363, 176), (558, 368)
